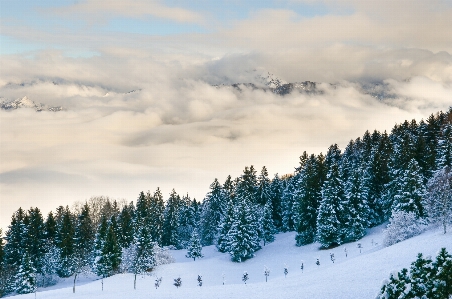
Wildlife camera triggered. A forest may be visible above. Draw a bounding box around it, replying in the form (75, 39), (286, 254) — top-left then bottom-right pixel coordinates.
(1, 108), (452, 297)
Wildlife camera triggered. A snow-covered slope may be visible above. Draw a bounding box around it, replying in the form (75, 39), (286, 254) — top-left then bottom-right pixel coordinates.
(8, 226), (452, 299)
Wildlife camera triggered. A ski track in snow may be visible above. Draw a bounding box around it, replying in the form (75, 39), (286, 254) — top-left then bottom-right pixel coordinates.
(8, 225), (452, 299)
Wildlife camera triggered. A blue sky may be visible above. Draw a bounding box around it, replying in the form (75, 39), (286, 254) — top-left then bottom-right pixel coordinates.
(0, 0), (332, 56)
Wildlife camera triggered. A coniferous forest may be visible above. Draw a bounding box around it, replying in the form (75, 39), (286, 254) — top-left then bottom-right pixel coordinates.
(1, 108), (452, 297)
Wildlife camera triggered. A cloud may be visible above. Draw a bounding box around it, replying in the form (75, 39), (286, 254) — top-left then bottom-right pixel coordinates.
(49, 0), (204, 24)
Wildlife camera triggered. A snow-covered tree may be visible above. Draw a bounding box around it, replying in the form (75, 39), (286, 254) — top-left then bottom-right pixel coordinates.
(173, 277), (182, 288)
(261, 199), (276, 246)
(130, 226), (156, 290)
(256, 166), (272, 206)
(162, 189), (181, 248)
(383, 211), (424, 247)
(376, 268), (411, 299)
(316, 163), (344, 248)
(424, 166), (452, 234)
(392, 159), (426, 218)
(227, 197), (260, 262)
(242, 271), (249, 284)
(197, 275), (202, 287)
(216, 198), (234, 253)
(57, 207), (75, 278)
(200, 179), (225, 246)
(431, 248), (452, 298)
(186, 229), (203, 261)
(14, 252), (37, 294)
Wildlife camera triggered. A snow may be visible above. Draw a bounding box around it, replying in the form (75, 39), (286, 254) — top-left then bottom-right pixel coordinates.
(9, 225), (452, 299)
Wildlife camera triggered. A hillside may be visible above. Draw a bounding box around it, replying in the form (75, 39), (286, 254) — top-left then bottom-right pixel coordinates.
(8, 225), (451, 299)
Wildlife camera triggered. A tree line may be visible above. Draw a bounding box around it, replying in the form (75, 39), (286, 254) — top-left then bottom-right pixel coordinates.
(1, 108), (451, 296)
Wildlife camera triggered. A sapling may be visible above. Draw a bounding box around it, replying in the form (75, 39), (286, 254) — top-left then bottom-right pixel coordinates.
(155, 277), (162, 289)
(316, 258), (320, 267)
(300, 261), (304, 273)
(283, 265), (288, 278)
(173, 277), (182, 288)
(330, 253), (335, 263)
(242, 271), (249, 285)
(264, 266), (270, 282)
(222, 273), (225, 285)
(357, 243), (362, 253)
(344, 248), (348, 257)
(197, 275), (202, 287)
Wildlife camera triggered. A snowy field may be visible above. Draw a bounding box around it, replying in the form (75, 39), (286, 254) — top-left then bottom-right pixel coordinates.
(9, 225), (452, 299)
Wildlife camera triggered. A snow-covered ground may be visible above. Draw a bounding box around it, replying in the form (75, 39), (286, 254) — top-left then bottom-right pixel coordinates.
(9, 225), (452, 299)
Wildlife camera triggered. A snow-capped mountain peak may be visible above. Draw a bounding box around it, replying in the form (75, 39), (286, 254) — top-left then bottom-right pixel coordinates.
(1, 96), (64, 112)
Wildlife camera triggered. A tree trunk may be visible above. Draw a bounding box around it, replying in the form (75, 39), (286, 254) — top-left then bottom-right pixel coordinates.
(443, 220), (447, 234)
(102, 278), (103, 291)
(73, 273), (77, 293)
(134, 274), (137, 290)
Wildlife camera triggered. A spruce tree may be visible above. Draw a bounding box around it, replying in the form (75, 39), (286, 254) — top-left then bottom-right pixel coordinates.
(280, 176), (295, 232)
(261, 199), (276, 246)
(185, 229), (203, 261)
(131, 225), (156, 289)
(392, 159), (426, 218)
(294, 154), (323, 246)
(316, 163), (344, 248)
(227, 196), (260, 262)
(4, 208), (26, 271)
(162, 189), (181, 248)
(424, 166), (452, 234)
(14, 252), (37, 295)
(270, 174), (284, 229)
(216, 198), (234, 253)
(409, 253), (434, 298)
(24, 207), (46, 275)
(431, 248), (452, 298)
(150, 188), (164, 245)
(117, 202), (134, 248)
(342, 168), (369, 242)
(201, 178), (225, 246)
(57, 207), (75, 277)
(256, 166), (272, 205)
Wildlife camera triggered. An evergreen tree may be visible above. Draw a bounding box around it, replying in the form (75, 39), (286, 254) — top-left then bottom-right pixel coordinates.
(392, 159), (426, 218)
(316, 163), (344, 248)
(24, 207), (46, 275)
(57, 207), (75, 277)
(256, 166), (272, 205)
(436, 124), (452, 169)
(94, 217), (121, 281)
(424, 166), (452, 234)
(131, 226), (156, 290)
(117, 202), (134, 248)
(294, 154), (323, 246)
(162, 189), (181, 248)
(4, 208), (26, 271)
(409, 253), (434, 298)
(201, 179), (226, 245)
(227, 197), (260, 262)
(342, 168), (369, 242)
(0, 228), (6, 297)
(216, 198), (234, 253)
(261, 199), (276, 246)
(431, 248), (452, 298)
(150, 188), (164, 245)
(185, 229), (203, 261)
(177, 193), (196, 248)
(14, 252), (37, 295)
(280, 176), (295, 232)
(269, 173), (284, 229)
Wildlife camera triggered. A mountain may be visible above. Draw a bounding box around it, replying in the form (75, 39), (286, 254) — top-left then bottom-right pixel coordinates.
(0, 96), (64, 112)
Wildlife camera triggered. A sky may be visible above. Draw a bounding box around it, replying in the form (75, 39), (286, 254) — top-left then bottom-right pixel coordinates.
(1, 0), (452, 230)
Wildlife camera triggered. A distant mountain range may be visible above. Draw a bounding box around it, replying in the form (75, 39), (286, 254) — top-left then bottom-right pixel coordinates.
(0, 71), (399, 112)
(0, 96), (64, 112)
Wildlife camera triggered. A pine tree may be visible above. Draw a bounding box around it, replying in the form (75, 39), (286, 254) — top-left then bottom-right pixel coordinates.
(24, 207), (46, 275)
(424, 166), (452, 234)
(216, 197), (234, 253)
(162, 189), (181, 248)
(94, 217), (121, 281)
(261, 199), (276, 246)
(131, 225), (156, 289)
(431, 248), (452, 298)
(201, 179), (226, 246)
(342, 168), (369, 242)
(150, 188), (164, 245)
(57, 207), (75, 278)
(118, 202), (134, 248)
(409, 253), (434, 298)
(436, 124), (452, 169)
(270, 174), (284, 230)
(177, 193), (196, 248)
(14, 252), (37, 294)
(392, 159), (426, 218)
(227, 197), (260, 262)
(185, 229), (203, 261)
(256, 166), (272, 205)
(281, 176), (295, 232)
(4, 208), (26, 271)
(0, 228), (6, 297)
(72, 203), (94, 292)
(376, 268), (411, 299)
(316, 163), (344, 248)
